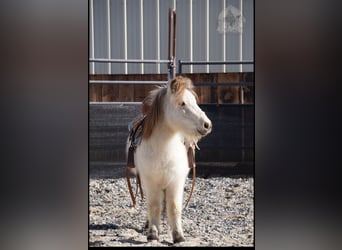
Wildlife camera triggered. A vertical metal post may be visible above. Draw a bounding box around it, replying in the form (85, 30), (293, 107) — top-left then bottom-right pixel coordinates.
(173, 10), (176, 67)
(123, 0), (128, 74)
(205, 0), (209, 73)
(140, 0), (144, 74)
(239, 0), (244, 104)
(90, 0), (95, 74)
(239, 0), (243, 74)
(168, 8), (172, 79)
(168, 8), (176, 80)
(156, 0), (160, 73)
(107, 0), (111, 74)
(222, 0), (226, 73)
(240, 0), (245, 163)
(189, 0), (193, 73)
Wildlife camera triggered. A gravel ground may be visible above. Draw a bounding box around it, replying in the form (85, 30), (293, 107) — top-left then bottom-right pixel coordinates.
(89, 168), (254, 247)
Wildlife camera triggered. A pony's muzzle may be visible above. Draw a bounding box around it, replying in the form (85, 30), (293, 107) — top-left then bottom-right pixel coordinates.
(204, 121), (211, 131)
(198, 118), (212, 136)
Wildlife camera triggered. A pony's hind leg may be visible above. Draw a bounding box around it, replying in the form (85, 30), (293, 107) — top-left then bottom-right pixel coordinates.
(165, 185), (186, 243)
(145, 188), (164, 241)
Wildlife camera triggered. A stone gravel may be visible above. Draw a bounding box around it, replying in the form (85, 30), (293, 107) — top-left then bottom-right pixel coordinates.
(89, 171), (254, 247)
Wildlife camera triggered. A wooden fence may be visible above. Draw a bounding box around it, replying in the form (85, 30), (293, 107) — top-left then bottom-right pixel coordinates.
(89, 72), (254, 104)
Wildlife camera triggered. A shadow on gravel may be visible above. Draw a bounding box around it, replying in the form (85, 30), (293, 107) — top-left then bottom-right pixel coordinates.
(89, 223), (119, 230)
(160, 240), (174, 246)
(117, 238), (146, 245)
(89, 241), (104, 247)
(89, 223), (146, 234)
(117, 238), (173, 246)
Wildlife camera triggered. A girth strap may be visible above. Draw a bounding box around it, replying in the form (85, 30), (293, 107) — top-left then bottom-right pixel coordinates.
(126, 116), (145, 208)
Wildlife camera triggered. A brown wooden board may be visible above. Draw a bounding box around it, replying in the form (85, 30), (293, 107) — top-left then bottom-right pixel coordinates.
(89, 73), (254, 104)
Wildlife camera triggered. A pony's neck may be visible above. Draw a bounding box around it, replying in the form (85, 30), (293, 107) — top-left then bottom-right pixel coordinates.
(149, 118), (179, 143)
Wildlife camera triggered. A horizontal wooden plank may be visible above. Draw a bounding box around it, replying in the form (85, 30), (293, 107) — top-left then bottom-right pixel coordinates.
(89, 73), (254, 104)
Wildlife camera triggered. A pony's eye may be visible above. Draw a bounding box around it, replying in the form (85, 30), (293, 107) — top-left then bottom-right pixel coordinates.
(181, 102), (185, 106)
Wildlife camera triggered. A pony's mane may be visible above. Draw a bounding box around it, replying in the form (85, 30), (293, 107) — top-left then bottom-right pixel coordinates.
(141, 76), (198, 140)
(141, 87), (166, 140)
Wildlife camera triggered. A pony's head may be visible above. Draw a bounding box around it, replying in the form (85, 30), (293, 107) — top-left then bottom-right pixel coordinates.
(165, 76), (212, 140)
(142, 76), (212, 141)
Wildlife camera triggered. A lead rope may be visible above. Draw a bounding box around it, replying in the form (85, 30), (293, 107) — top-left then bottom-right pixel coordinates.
(126, 160), (144, 208)
(126, 158), (136, 208)
(184, 144), (196, 209)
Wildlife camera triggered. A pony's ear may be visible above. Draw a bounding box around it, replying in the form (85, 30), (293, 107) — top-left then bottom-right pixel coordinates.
(169, 78), (180, 94)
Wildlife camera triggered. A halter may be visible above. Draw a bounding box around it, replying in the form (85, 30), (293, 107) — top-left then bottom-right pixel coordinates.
(126, 116), (196, 209)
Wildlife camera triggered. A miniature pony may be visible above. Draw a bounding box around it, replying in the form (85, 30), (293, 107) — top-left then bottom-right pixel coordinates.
(127, 76), (212, 243)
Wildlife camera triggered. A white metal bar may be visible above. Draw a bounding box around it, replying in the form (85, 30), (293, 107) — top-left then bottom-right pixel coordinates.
(222, 0), (226, 73)
(107, 0), (111, 74)
(90, 0), (95, 74)
(240, 0), (243, 73)
(205, 0), (209, 73)
(240, 0), (244, 104)
(89, 58), (170, 63)
(140, 0), (144, 74)
(89, 80), (167, 85)
(156, 0), (160, 73)
(173, 0), (176, 10)
(240, 0), (245, 161)
(123, 0), (128, 74)
(89, 101), (142, 105)
(89, 80), (254, 86)
(179, 60), (253, 65)
(189, 0), (193, 73)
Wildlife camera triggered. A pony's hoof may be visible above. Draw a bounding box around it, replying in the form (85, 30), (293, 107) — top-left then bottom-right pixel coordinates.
(173, 232), (185, 243)
(147, 225), (159, 241)
(147, 233), (159, 241)
(144, 220), (149, 229)
(173, 236), (185, 244)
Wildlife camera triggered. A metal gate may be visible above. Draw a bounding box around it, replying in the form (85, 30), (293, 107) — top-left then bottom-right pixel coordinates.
(89, 0), (254, 75)
(89, 1), (254, 176)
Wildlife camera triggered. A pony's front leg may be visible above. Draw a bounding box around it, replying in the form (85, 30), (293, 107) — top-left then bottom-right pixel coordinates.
(145, 188), (163, 241)
(166, 184), (186, 243)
